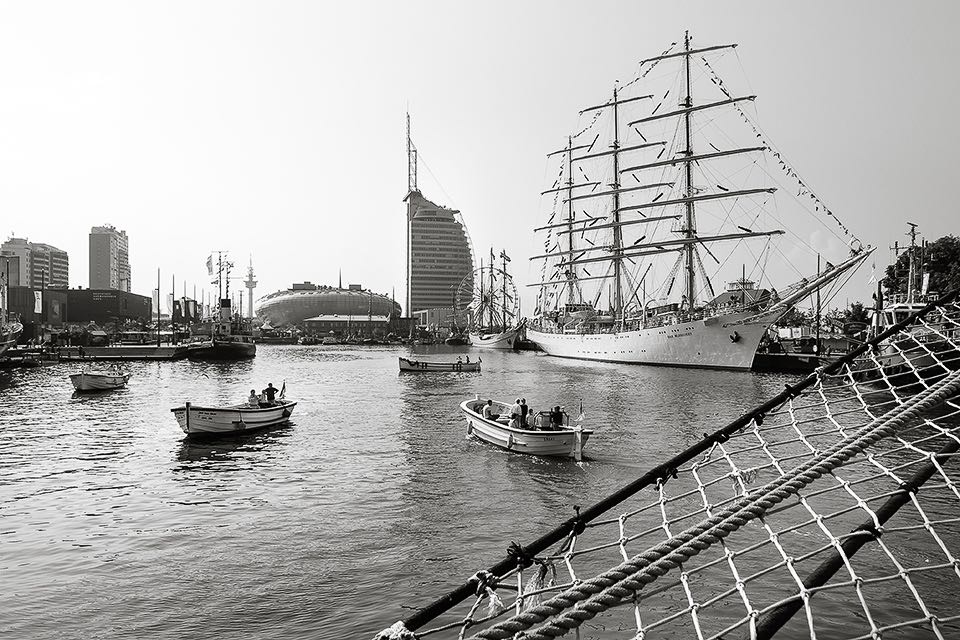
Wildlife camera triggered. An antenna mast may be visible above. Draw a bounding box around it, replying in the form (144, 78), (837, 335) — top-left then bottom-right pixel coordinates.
(407, 112), (418, 193)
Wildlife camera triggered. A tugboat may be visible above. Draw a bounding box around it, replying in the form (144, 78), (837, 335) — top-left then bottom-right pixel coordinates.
(187, 253), (256, 360)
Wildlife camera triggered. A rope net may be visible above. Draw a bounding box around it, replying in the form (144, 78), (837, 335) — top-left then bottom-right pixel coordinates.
(376, 294), (960, 640)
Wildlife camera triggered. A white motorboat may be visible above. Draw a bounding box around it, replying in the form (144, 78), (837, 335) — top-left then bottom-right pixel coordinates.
(399, 357), (480, 372)
(460, 397), (592, 460)
(70, 368), (131, 392)
(171, 399), (297, 436)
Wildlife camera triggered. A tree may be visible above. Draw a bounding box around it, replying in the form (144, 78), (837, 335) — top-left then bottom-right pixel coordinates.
(884, 234), (960, 296)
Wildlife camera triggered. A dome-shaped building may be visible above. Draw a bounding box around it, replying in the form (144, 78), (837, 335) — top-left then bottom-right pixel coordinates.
(255, 282), (401, 327)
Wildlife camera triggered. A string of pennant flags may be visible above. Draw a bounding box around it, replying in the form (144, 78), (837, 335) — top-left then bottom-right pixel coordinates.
(700, 55), (864, 252)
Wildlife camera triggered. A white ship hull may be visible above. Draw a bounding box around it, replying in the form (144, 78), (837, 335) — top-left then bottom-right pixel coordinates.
(171, 400), (297, 436)
(470, 326), (520, 350)
(528, 312), (769, 370)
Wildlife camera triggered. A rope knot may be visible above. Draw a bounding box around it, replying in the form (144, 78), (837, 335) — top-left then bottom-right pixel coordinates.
(471, 570), (498, 597)
(784, 383), (801, 399)
(507, 541), (535, 569)
(753, 412), (765, 426)
(571, 505), (586, 536)
(854, 523), (882, 540)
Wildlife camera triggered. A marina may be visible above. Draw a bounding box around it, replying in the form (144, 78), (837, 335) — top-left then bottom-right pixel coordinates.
(0, 6), (958, 640)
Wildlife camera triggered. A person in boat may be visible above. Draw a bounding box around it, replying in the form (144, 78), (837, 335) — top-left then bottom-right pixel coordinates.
(261, 383), (279, 407)
(465, 355), (470, 363)
(520, 398), (529, 427)
(247, 389), (259, 407)
(456, 356), (463, 371)
(549, 406), (565, 430)
(481, 399), (499, 420)
(78, 345), (85, 359)
(510, 398), (522, 425)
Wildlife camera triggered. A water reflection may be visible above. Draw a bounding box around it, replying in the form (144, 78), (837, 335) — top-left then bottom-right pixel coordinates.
(175, 426), (294, 464)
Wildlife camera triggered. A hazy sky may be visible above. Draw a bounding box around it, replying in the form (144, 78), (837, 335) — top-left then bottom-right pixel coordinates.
(0, 1), (956, 313)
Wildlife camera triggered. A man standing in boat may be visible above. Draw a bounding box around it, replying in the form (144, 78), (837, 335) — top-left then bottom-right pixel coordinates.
(261, 382), (279, 406)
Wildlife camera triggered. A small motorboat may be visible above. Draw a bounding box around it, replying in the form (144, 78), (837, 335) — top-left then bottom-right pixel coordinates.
(70, 367), (131, 392)
(460, 397), (592, 460)
(171, 399), (298, 437)
(399, 357), (480, 372)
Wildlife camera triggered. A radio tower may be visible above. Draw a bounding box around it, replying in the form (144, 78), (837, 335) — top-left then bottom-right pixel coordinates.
(244, 256), (257, 319)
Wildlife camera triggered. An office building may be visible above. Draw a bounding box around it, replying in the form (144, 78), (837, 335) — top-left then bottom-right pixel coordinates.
(89, 225), (131, 291)
(404, 191), (474, 314)
(0, 237), (69, 288)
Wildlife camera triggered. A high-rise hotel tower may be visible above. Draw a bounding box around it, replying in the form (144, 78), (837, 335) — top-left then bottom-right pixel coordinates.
(89, 225), (131, 291)
(404, 115), (474, 314)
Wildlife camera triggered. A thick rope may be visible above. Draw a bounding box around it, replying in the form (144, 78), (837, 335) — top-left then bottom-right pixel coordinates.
(469, 368), (960, 640)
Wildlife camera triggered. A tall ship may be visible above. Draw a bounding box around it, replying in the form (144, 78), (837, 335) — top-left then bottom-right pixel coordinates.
(457, 248), (522, 350)
(528, 32), (871, 370)
(0, 272), (23, 357)
(187, 253), (256, 360)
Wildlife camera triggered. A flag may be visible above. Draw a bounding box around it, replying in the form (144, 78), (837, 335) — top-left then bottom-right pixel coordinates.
(279, 381), (286, 399)
(166, 294), (174, 314)
(576, 400), (585, 423)
(172, 300), (183, 323)
(867, 261), (877, 285)
(206, 255), (214, 276)
(922, 272), (930, 295)
(34, 291), (42, 313)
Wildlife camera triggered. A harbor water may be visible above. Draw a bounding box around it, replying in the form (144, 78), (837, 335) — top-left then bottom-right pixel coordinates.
(0, 346), (879, 638)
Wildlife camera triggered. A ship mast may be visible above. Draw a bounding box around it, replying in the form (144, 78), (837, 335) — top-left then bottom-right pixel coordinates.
(489, 247), (495, 328)
(682, 30), (697, 313)
(611, 84), (624, 321)
(565, 136), (576, 306)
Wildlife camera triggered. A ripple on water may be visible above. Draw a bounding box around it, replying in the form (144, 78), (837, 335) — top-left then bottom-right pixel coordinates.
(2, 346), (811, 639)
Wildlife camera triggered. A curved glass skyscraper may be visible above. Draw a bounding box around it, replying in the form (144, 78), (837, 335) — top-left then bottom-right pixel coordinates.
(404, 190), (474, 314)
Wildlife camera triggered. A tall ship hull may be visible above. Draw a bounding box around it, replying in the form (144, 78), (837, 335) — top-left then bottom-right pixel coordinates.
(529, 311), (767, 369)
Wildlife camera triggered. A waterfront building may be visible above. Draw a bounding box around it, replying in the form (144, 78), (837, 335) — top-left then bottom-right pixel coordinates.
(89, 225), (131, 292)
(403, 114), (475, 316)
(303, 314), (391, 337)
(405, 191), (474, 314)
(0, 237), (69, 288)
(256, 282), (401, 327)
(4, 286), (152, 327)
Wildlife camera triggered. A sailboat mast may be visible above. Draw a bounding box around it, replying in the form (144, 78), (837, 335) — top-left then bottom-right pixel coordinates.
(611, 85), (624, 320)
(566, 136), (576, 305)
(682, 30), (697, 312)
(489, 248), (495, 328)
(501, 251), (508, 331)
(478, 256), (484, 330)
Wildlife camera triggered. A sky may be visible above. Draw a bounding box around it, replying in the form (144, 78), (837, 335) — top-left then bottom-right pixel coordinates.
(0, 1), (956, 314)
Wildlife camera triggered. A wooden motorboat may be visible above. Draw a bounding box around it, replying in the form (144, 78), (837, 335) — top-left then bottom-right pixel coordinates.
(459, 397), (592, 460)
(70, 367), (131, 392)
(399, 357), (480, 372)
(171, 399), (297, 436)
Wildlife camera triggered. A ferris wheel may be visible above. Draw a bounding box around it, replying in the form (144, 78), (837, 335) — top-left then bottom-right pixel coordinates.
(455, 266), (519, 331)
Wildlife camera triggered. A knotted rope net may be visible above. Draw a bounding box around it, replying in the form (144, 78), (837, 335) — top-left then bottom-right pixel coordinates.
(375, 292), (960, 640)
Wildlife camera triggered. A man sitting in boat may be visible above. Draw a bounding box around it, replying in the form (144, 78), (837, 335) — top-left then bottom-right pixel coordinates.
(247, 389), (260, 407)
(481, 399), (499, 420)
(260, 382), (279, 407)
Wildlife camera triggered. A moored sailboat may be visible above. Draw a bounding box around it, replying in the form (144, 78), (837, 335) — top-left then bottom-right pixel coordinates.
(527, 32), (871, 370)
(457, 248), (523, 350)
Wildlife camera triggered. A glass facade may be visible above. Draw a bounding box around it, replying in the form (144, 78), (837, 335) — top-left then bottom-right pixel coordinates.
(405, 191), (474, 314)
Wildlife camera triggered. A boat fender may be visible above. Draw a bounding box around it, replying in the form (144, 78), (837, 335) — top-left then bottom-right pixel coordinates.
(506, 434), (514, 449)
(730, 331), (741, 343)
(467, 421), (473, 435)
